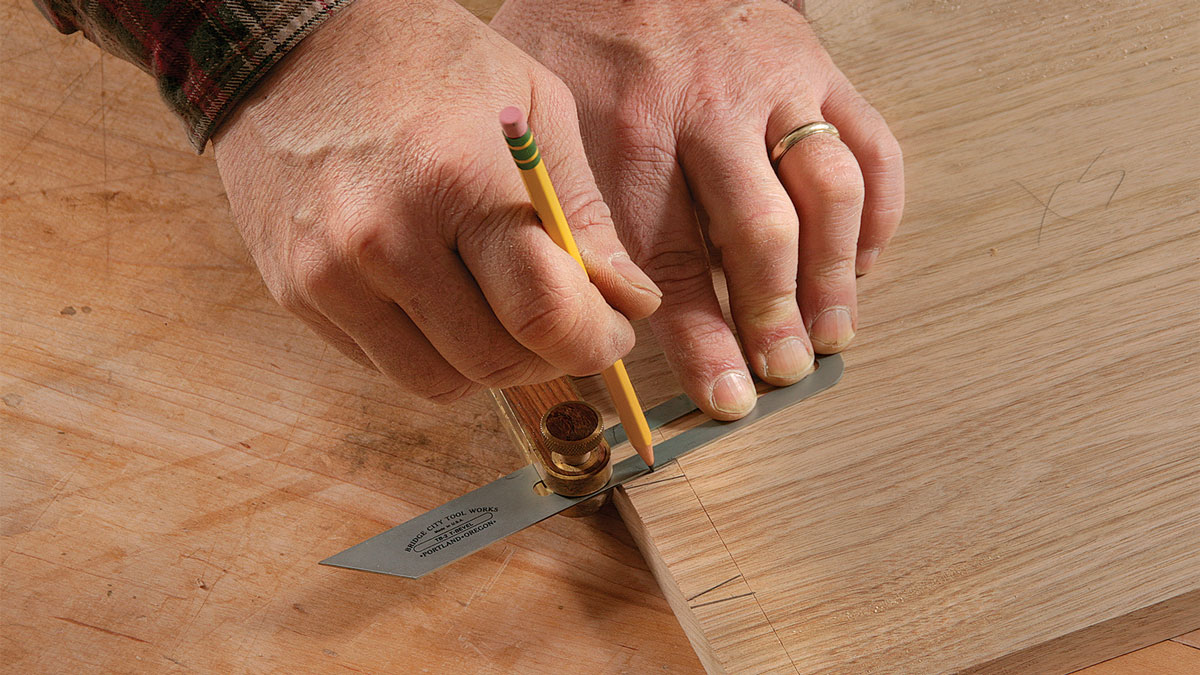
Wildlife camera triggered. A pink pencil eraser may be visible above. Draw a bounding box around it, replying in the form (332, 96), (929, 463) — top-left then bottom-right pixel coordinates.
(499, 106), (529, 139)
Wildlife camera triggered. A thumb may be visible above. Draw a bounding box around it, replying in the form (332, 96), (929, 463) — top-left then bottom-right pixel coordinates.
(526, 79), (663, 320)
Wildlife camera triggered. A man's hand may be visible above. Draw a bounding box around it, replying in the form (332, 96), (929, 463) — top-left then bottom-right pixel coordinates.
(492, 0), (904, 419)
(213, 0), (661, 402)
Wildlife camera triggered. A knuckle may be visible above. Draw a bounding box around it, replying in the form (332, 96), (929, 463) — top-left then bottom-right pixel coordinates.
(807, 253), (857, 286)
(466, 354), (548, 388)
(871, 130), (904, 166)
(682, 78), (735, 126)
(744, 293), (801, 326)
(271, 286), (305, 318)
(338, 214), (393, 268)
(458, 203), (522, 254)
(417, 149), (495, 231)
(611, 111), (675, 170)
(811, 156), (865, 208)
(610, 100), (655, 137)
(564, 329), (630, 377)
(618, 138), (675, 172)
(533, 68), (575, 107)
(288, 245), (344, 303)
(858, 105), (904, 164)
(867, 201), (906, 234)
(546, 78), (577, 111)
(559, 193), (614, 238)
(712, 214), (798, 251)
(638, 247), (711, 293)
(511, 286), (584, 353)
(566, 350), (620, 378)
(273, 283), (305, 313)
(662, 318), (733, 362)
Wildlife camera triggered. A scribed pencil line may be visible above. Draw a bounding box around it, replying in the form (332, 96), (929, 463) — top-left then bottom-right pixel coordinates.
(686, 574), (743, 602)
(690, 592), (757, 610)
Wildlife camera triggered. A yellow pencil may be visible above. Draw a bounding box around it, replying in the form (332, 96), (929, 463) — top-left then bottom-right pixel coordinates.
(500, 106), (654, 468)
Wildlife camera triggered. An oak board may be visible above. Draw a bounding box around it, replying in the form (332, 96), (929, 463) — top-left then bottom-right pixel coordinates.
(571, 0), (1200, 672)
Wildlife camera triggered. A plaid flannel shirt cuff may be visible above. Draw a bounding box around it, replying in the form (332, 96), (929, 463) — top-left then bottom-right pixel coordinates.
(35, 0), (357, 152)
(181, 1), (357, 152)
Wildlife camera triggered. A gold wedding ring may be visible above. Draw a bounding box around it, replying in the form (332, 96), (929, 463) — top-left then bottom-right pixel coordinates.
(770, 121), (840, 167)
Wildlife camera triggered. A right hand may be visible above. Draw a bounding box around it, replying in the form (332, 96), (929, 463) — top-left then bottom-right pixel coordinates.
(212, 0), (661, 403)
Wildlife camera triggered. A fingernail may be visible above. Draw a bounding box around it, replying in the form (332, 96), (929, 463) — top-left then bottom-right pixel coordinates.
(809, 307), (855, 352)
(856, 249), (880, 276)
(710, 370), (756, 416)
(763, 337), (814, 382)
(610, 253), (662, 298)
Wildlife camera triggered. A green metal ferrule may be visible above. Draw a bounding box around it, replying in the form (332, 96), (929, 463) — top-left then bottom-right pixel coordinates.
(507, 138), (539, 163)
(504, 129), (533, 148)
(505, 129), (541, 170)
(514, 153), (542, 171)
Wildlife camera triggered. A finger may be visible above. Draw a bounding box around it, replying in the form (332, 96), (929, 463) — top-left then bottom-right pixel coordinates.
(678, 125), (814, 386)
(457, 200), (637, 377)
(822, 78), (904, 275)
(528, 78), (663, 320)
(297, 260), (482, 403)
(599, 135), (756, 421)
(332, 301), (483, 404)
(769, 106), (865, 354)
(338, 212), (561, 388)
(285, 299), (377, 371)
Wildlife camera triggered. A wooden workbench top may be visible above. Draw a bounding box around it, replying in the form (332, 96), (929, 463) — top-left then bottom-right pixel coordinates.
(0, 1), (699, 671)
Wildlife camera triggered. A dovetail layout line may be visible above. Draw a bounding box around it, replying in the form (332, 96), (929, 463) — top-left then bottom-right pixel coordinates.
(686, 574), (743, 602)
(679, 470), (802, 674)
(690, 592), (757, 610)
(623, 474), (686, 490)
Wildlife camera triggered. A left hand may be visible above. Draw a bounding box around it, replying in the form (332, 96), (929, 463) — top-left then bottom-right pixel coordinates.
(491, 0), (904, 419)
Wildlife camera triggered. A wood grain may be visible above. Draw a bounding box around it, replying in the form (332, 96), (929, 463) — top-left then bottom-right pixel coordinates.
(497, 379), (613, 497)
(1175, 629), (1200, 650)
(0, 1), (700, 672)
(1075, 641), (1200, 675)
(498, 378), (583, 465)
(576, 0), (1200, 672)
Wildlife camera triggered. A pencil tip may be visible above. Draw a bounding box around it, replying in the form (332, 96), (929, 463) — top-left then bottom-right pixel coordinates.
(635, 441), (655, 469)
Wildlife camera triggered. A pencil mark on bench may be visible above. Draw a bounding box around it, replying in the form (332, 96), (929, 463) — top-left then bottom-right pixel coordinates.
(1076, 147), (1125, 207)
(1015, 147), (1126, 244)
(1013, 179), (1076, 243)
